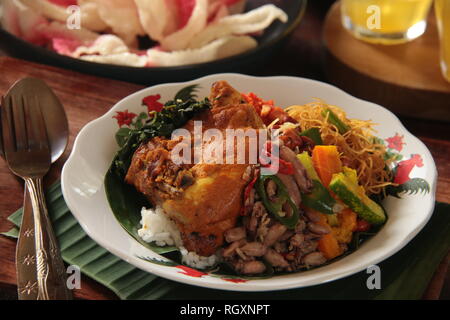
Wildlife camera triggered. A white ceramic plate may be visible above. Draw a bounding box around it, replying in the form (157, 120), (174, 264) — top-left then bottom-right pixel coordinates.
(61, 74), (437, 292)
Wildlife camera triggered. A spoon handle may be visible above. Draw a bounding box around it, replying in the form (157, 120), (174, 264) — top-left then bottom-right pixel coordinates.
(24, 177), (72, 300)
(16, 188), (39, 300)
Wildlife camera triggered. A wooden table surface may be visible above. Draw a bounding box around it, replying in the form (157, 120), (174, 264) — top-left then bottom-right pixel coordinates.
(0, 1), (448, 300)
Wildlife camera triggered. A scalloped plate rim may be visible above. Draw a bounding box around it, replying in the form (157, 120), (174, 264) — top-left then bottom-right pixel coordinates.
(61, 73), (437, 292)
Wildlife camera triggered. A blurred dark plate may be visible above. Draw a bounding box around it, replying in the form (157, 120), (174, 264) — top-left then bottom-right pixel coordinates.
(0, 0), (307, 85)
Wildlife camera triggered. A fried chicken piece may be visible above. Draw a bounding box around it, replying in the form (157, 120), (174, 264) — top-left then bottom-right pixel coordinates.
(210, 80), (245, 109)
(125, 81), (264, 256)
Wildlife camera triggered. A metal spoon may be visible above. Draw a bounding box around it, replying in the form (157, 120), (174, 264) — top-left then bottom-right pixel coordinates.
(1, 78), (71, 299)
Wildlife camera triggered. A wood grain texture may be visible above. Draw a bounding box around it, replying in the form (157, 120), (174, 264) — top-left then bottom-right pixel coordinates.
(0, 1), (448, 299)
(323, 1), (450, 122)
(0, 56), (449, 300)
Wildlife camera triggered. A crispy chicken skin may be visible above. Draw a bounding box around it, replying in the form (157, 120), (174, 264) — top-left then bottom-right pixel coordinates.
(125, 81), (264, 256)
(210, 80), (245, 108)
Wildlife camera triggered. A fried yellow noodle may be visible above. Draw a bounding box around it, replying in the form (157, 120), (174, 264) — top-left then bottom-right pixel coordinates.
(286, 100), (394, 195)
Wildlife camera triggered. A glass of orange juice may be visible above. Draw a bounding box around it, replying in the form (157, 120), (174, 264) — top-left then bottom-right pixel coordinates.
(435, 0), (450, 82)
(341, 0), (433, 45)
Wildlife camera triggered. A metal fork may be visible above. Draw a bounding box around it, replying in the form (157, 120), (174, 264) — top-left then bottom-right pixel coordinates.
(1, 94), (71, 300)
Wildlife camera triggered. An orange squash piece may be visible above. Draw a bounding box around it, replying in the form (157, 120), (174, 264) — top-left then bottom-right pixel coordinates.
(332, 208), (358, 244)
(308, 208), (342, 260)
(312, 145), (342, 187)
(318, 233), (342, 260)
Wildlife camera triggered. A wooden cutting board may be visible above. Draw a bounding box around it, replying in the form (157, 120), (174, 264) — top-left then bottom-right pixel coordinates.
(0, 56), (449, 299)
(323, 1), (450, 122)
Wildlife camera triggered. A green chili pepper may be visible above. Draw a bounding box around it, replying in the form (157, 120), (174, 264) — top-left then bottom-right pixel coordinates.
(279, 198), (300, 229)
(299, 127), (323, 145)
(297, 152), (337, 216)
(322, 108), (350, 134)
(256, 175), (299, 229)
(302, 180), (336, 215)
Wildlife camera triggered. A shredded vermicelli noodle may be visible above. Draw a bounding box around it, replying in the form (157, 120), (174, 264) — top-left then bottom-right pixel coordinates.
(286, 99), (394, 195)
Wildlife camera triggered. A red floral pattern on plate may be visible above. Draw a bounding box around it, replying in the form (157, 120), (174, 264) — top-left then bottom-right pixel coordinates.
(142, 94), (164, 113)
(386, 133), (405, 152)
(222, 278), (248, 283)
(113, 110), (137, 127)
(175, 265), (248, 282)
(176, 265), (207, 278)
(394, 154), (424, 185)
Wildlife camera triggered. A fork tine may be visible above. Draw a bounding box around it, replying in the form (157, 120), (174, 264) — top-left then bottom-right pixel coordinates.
(23, 96), (37, 150)
(24, 97), (49, 151)
(1, 95), (16, 155)
(11, 94), (28, 151)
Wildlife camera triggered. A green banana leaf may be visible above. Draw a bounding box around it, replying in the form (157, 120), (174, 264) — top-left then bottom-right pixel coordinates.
(104, 168), (177, 255)
(3, 181), (450, 300)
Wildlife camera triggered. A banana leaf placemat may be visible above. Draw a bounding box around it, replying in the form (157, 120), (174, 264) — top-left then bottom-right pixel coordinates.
(2, 181), (450, 300)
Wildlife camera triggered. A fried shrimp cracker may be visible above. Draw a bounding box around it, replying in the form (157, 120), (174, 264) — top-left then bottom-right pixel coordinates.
(160, 0), (209, 51)
(21, 0), (108, 32)
(147, 35), (256, 66)
(88, 0), (145, 45)
(72, 34), (129, 57)
(187, 4), (288, 49)
(135, 0), (178, 42)
(80, 52), (148, 67)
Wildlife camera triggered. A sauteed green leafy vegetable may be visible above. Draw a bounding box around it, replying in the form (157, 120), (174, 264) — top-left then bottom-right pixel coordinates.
(110, 98), (210, 179)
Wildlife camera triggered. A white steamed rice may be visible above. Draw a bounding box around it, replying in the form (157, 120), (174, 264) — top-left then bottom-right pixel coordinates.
(138, 206), (219, 269)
